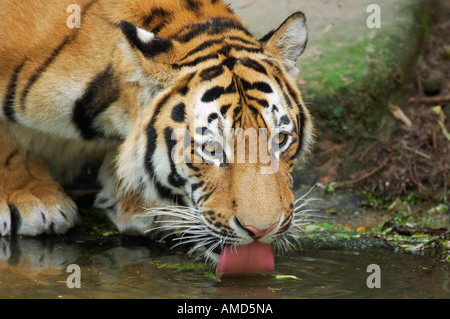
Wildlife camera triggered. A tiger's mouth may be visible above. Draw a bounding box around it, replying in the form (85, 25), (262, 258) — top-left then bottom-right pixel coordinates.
(145, 208), (278, 275)
(214, 241), (274, 276)
(144, 188), (317, 276)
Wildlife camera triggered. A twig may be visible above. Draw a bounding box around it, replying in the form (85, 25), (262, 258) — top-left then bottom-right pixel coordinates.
(403, 145), (432, 160)
(358, 141), (380, 161)
(442, 164), (448, 204)
(420, 230), (450, 249)
(371, 235), (396, 249)
(409, 95), (450, 105)
(409, 152), (424, 190)
(334, 153), (393, 188)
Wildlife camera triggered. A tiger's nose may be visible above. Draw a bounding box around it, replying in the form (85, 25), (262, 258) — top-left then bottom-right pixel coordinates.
(243, 222), (279, 239)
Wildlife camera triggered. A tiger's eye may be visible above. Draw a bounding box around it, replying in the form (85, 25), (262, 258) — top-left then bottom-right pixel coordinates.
(203, 141), (219, 155)
(273, 133), (287, 146)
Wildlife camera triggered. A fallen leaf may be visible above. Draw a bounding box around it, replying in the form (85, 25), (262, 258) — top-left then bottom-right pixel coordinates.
(356, 227), (366, 232)
(323, 23), (333, 34)
(412, 234), (430, 238)
(431, 105), (446, 122)
(431, 105), (442, 115)
(438, 120), (450, 141)
(275, 275), (302, 280)
(389, 104), (413, 128)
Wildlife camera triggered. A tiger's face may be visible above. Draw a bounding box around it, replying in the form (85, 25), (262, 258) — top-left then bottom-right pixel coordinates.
(117, 12), (313, 273)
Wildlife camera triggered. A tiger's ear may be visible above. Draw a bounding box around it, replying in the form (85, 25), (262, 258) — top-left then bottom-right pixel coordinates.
(119, 21), (173, 58)
(260, 12), (308, 78)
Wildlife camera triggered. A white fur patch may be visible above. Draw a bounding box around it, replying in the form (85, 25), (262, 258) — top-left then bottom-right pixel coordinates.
(136, 27), (155, 43)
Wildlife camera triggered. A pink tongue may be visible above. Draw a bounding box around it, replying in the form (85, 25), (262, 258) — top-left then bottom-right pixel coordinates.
(216, 242), (274, 276)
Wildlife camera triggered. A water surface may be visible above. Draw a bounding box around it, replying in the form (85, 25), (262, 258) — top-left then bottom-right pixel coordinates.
(0, 234), (448, 299)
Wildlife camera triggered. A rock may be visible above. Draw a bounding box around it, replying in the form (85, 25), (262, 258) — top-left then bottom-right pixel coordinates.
(422, 69), (445, 96)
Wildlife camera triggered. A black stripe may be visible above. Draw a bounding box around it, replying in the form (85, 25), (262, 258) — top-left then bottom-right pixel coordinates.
(183, 0), (202, 11)
(9, 205), (21, 235)
(285, 79), (299, 103)
(73, 64), (120, 139)
(232, 115), (242, 129)
(145, 93), (190, 204)
(252, 82), (273, 93)
(247, 104), (259, 116)
(278, 214), (293, 234)
(3, 61), (26, 122)
(223, 57), (238, 71)
(220, 104), (231, 116)
(246, 95), (269, 108)
(196, 186), (216, 205)
(274, 76), (293, 109)
(177, 72), (196, 96)
(180, 39), (223, 62)
(201, 86), (225, 103)
(164, 127), (187, 188)
(296, 111), (305, 157)
(173, 53), (219, 69)
(145, 120), (158, 174)
(20, 35), (74, 108)
(199, 65), (224, 81)
(154, 180), (188, 206)
(179, 37), (260, 63)
(143, 7), (173, 33)
(256, 105), (269, 129)
(186, 162), (200, 172)
(150, 22), (170, 34)
(283, 91), (293, 109)
(229, 44), (263, 54)
(145, 94), (171, 174)
(178, 86), (189, 96)
(171, 17), (252, 43)
(191, 180), (205, 193)
(4, 150), (19, 167)
(240, 58), (267, 75)
(207, 113), (219, 123)
(20, 0), (99, 109)
(228, 36), (259, 47)
(171, 103), (186, 123)
(274, 75), (305, 155)
(238, 78), (272, 94)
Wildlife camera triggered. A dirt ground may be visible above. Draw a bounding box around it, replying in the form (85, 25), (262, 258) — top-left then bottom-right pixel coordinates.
(315, 0), (450, 203)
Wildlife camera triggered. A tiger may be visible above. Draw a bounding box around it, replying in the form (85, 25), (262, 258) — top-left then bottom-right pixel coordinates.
(0, 0), (313, 274)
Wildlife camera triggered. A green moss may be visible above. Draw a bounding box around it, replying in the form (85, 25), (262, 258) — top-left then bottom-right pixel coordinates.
(298, 0), (426, 141)
(152, 260), (209, 271)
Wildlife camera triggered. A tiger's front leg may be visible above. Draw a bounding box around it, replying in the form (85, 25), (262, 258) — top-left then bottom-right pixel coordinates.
(94, 152), (157, 235)
(0, 125), (79, 236)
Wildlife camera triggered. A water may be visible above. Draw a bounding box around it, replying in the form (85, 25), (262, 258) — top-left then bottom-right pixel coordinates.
(0, 234), (448, 299)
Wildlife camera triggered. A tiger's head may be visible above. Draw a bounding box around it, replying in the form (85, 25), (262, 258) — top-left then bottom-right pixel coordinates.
(115, 10), (314, 274)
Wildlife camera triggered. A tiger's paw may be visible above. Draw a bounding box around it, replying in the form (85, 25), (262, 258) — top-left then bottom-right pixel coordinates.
(0, 181), (79, 236)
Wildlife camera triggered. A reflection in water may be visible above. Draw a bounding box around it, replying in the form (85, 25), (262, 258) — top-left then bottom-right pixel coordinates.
(0, 235), (448, 298)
